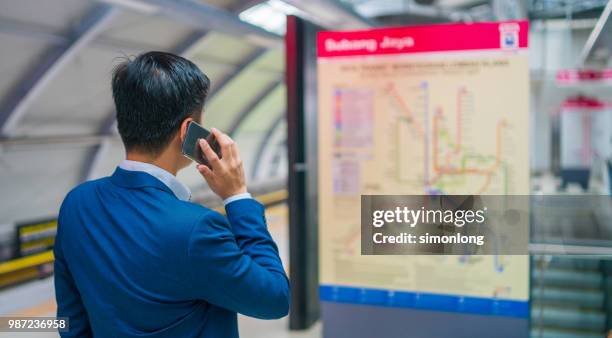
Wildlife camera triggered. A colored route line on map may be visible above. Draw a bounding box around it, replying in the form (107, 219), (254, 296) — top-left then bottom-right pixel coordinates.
(386, 83), (425, 138)
(454, 87), (465, 155)
(386, 82), (509, 194)
(432, 111), (507, 192)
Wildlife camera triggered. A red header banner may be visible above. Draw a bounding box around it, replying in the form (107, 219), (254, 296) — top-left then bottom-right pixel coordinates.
(317, 21), (529, 58)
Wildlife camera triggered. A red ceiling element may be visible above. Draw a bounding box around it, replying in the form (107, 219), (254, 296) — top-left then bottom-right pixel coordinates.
(561, 95), (612, 111)
(556, 69), (612, 85)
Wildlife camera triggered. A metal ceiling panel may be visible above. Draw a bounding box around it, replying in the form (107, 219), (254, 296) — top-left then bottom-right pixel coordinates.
(0, 33), (53, 107)
(14, 46), (121, 137)
(207, 48), (267, 96)
(580, 0), (612, 65)
(97, 10), (196, 50)
(0, 0), (95, 34)
(190, 32), (259, 65)
(233, 83), (284, 134)
(203, 68), (281, 131)
(250, 48), (284, 73)
(0, 5), (119, 136)
(281, 0), (376, 29)
(193, 61), (237, 91)
(196, 0), (240, 10)
(104, 0), (281, 47)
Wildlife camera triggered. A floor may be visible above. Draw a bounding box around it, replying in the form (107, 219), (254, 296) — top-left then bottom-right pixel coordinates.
(0, 204), (322, 338)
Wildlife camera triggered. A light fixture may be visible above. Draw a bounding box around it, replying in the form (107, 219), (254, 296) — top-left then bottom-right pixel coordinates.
(239, 0), (309, 35)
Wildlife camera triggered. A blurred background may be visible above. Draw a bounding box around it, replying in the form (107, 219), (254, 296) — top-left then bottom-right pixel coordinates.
(0, 0), (611, 337)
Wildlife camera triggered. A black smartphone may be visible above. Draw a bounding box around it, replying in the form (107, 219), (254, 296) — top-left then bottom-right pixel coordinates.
(181, 121), (222, 168)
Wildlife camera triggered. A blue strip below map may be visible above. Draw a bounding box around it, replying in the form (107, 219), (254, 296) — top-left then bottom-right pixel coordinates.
(320, 285), (529, 318)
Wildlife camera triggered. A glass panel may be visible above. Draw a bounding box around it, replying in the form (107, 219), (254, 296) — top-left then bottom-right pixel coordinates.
(531, 255), (612, 338)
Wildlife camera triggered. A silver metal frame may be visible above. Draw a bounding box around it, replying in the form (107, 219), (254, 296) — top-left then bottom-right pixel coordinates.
(102, 0), (282, 47)
(579, 0), (612, 65)
(209, 48), (267, 97)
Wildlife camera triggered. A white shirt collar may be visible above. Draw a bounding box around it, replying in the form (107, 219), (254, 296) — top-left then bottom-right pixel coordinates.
(118, 160), (191, 201)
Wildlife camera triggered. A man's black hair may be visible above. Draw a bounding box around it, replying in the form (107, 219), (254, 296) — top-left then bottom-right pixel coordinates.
(112, 51), (210, 154)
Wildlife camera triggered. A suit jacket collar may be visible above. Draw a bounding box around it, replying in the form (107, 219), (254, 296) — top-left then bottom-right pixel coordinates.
(117, 160), (191, 201)
(110, 167), (180, 199)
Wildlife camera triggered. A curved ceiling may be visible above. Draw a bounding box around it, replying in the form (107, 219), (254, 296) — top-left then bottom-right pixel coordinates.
(0, 0), (286, 225)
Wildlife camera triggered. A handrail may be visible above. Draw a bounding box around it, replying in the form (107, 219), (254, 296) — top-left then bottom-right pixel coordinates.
(0, 250), (54, 275)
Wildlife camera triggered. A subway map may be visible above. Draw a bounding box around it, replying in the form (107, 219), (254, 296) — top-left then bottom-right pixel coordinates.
(317, 22), (530, 308)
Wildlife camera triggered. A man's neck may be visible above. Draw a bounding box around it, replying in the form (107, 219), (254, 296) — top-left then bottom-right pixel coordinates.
(126, 151), (179, 176)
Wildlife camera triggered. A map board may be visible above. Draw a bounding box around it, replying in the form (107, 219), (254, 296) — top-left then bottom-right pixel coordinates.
(317, 21), (530, 319)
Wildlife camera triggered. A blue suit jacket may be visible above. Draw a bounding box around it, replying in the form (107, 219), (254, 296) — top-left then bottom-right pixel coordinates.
(54, 167), (290, 337)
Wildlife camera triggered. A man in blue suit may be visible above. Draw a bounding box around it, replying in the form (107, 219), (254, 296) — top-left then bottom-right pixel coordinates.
(54, 51), (290, 337)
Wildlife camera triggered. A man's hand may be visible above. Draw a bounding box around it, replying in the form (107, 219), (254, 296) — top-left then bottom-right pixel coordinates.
(197, 128), (247, 200)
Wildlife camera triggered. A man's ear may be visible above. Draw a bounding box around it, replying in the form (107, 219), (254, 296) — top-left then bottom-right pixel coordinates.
(179, 117), (193, 143)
